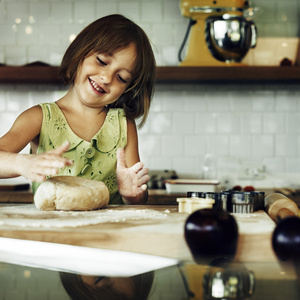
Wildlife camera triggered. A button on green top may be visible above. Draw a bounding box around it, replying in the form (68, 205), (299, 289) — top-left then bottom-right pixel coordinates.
(80, 163), (92, 175)
(85, 147), (96, 158)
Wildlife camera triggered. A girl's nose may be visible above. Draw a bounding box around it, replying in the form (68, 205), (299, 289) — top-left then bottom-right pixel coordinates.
(100, 69), (113, 85)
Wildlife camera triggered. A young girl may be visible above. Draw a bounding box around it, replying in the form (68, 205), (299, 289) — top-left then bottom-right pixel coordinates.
(0, 14), (156, 205)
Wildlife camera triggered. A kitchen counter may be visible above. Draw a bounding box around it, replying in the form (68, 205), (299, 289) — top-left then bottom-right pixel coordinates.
(0, 203), (279, 264)
(1, 187), (300, 208)
(0, 203), (298, 299)
(0, 190), (33, 203)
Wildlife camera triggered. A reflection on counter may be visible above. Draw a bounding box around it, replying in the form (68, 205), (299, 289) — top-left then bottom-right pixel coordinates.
(60, 271), (154, 300)
(0, 262), (187, 300)
(181, 261), (300, 300)
(1, 260), (299, 300)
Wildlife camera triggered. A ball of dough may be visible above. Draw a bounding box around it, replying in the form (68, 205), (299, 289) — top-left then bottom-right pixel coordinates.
(34, 176), (110, 211)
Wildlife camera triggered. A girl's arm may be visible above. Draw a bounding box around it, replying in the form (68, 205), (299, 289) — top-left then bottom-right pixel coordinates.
(116, 119), (149, 204)
(0, 105), (72, 182)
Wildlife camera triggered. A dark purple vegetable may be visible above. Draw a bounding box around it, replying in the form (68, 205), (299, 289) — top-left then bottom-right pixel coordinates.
(272, 217), (300, 261)
(184, 209), (238, 265)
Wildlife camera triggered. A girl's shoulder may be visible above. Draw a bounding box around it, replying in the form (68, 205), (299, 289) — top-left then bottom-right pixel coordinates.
(19, 105), (43, 122)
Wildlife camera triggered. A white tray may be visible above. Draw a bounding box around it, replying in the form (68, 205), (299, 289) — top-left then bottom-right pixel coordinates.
(165, 179), (219, 194)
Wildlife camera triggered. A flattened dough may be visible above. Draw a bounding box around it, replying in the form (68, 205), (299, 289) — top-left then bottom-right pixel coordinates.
(34, 176), (110, 211)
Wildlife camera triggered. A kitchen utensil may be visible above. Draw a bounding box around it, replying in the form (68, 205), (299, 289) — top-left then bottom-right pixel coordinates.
(206, 15), (257, 63)
(178, 0), (257, 66)
(165, 179), (219, 194)
(177, 196), (215, 213)
(265, 193), (299, 222)
(231, 191), (254, 213)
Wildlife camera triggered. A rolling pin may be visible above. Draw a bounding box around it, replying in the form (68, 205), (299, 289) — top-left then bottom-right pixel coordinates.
(265, 193), (299, 222)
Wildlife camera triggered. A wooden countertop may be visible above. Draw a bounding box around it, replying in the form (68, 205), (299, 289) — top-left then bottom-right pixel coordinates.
(0, 203), (278, 263)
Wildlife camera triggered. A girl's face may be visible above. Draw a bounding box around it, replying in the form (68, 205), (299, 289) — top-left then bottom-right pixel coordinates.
(73, 43), (137, 108)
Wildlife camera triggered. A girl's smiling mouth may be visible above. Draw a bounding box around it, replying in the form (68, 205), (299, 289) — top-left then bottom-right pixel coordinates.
(89, 78), (106, 94)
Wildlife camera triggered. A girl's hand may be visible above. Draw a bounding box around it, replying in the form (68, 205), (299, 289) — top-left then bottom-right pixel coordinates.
(116, 148), (149, 204)
(17, 141), (73, 182)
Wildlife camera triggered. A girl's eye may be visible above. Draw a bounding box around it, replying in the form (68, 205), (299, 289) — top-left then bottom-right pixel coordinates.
(118, 75), (127, 84)
(97, 57), (107, 66)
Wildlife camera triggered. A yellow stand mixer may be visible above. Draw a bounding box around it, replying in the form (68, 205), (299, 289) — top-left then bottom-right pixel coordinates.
(178, 0), (257, 66)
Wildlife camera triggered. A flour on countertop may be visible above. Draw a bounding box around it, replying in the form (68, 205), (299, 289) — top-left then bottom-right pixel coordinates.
(0, 204), (178, 228)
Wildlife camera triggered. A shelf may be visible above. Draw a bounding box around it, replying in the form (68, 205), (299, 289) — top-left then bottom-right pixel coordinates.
(0, 65), (300, 84)
(156, 66), (300, 84)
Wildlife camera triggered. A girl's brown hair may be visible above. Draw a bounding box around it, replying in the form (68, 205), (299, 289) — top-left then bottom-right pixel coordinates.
(60, 14), (156, 127)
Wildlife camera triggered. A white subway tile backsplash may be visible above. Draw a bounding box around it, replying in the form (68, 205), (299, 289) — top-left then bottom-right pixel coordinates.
(217, 113), (240, 134)
(173, 112), (194, 134)
(17, 24), (39, 46)
(275, 91), (299, 111)
(0, 112), (19, 136)
(163, 1), (182, 22)
(185, 90), (207, 111)
(286, 158), (300, 174)
(263, 157), (286, 174)
(141, 2), (162, 23)
(161, 46), (178, 66)
(184, 135), (207, 157)
(61, 23), (85, 48)
(263, 113), (285, 134)
(163, 91), (186, 112)
(207, 135), (229, 156)
(6, 2), (28, 24)
(253, 91), (275, 111)
(139, 134), (162, 157)
(162, 135), (184, 157)
(119, 2), (140, 22)
(149, 112), (172, 134)
(5, 46), (27, 65)
(147, 156), (173, 170)
(29, 2), (50, 23)
(51, 3), (73, 23)
(286, 113), (300, 134)
(207, 92), (230, 112)
(0, 50), (4, 64)
(95, 1), (119, 16)
(152, 24), (174, 46)
(229, 135), (251, 157)
(240, 113), (262, 134)
(39, 24), (62, 46)
(0, 25), (17, 46)
(28, 45), (49, 63)
(74, 2), (95, 24)
(253, 135), (274, 157)
(173, 156), (197, 175)
(275, 135), (297, 156)
(196, 113), (217, 134)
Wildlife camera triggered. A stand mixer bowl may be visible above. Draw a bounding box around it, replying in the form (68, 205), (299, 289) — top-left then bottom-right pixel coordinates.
(205, 16), (257, 63)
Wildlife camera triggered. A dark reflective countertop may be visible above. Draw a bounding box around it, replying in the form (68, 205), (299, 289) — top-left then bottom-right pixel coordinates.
(1, 259), (299, 300)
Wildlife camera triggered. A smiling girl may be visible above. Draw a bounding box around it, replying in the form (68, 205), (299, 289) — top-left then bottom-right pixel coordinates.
(0, 14), (156, 204)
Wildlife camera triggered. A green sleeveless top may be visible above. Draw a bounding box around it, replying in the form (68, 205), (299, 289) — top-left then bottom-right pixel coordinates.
(32, 102), (127, 204)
